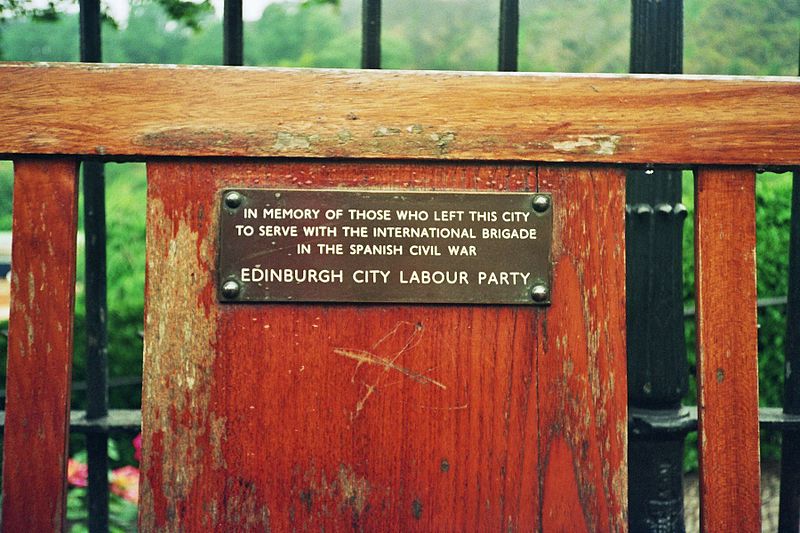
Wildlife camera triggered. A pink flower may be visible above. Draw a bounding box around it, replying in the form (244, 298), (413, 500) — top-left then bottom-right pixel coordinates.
(67, 458), (88, 487)
(133, 433), (142, 463)
(110, 465), (140, 504)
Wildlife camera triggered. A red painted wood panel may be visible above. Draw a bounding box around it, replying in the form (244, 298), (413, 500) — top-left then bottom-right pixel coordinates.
(537, 166), (628, 531)
(1, 158), (79, 532)
(140, 161), (626, 531)
(694, 167), (761, 532)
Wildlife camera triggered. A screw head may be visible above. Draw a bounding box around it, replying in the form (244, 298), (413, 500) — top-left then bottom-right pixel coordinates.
(224, 191), (243, 209)
(532, 194), (550, 213)
(221, 280), (241, 299)
(531, 284), (549, 303)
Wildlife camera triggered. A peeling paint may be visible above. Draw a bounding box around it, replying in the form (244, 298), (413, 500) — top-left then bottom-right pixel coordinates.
(373, 126), (401, 137)
(140, 197), (219, 531)
(336, 129), (352, 143)
(430, 131), (456, 154)
(337, 464), (370, 517)
(550, 135), (621, 156)
(209, 413), (228, 470)
(219, 476), (272, 531)
(273, 131), (320, 151)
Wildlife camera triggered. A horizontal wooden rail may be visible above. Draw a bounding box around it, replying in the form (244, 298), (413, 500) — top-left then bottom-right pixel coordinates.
(1, 62), (799, 165)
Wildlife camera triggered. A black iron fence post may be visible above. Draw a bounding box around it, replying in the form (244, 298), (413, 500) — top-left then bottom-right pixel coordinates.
(778, 46), (800, 527)
(361, 0), (381, 69)
(223, 0), (243, 66)
(627, 1), (688, 531)
(79, 1), (109, 531)
(497, 0), (518, 72)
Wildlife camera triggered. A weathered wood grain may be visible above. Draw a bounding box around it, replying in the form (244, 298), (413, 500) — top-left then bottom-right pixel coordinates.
(537, 166), (628, 531)
(1, 62), (799, 165)
(1, 158), (78, 532)
(139, 160), (627, 531)
(694, 167), (761, 532)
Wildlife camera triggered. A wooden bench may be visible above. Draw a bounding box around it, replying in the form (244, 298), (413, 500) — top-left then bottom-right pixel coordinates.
(1, 63), (798, 531)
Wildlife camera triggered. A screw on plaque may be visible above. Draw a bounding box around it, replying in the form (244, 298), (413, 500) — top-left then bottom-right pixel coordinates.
(531, 283), (550, 303)
(531, 194), (550, 214)
(224, 191), (243, 210)
(221, 280), (241, 299)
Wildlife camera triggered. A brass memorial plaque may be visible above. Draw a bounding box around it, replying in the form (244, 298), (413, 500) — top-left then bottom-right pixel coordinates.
(218, 189), (553, 305)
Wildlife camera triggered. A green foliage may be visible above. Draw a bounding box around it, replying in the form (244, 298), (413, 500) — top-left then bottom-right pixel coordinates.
(67, 439), (139, 532)
(246, 2), (356, 67)
(1, 0), (797, 74)
(0, 0), (60, 21)
(0, 0), (212, 27)
(519, 0), (629, 73)
(0, 162), (12, 229)
(684, 0), (800, 75)
(152, 0), (212, 31)
(77, 164), (147, 411)
(103, 4), (190, 64)
(0, 13), (79, 61)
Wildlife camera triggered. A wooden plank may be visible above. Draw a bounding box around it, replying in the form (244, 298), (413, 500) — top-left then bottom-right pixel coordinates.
(0, 62), (798, 165)
(537, 166), (628, 531)
(1, 159), (78, 532)
(139, 160), (627, 531)
(694, 167), (761, 531)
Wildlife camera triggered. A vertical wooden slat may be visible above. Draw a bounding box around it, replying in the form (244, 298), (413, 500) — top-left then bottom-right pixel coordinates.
(1, 158), (79, 532)
(694, 167), (761, 531)
(537, 166), (628, 532)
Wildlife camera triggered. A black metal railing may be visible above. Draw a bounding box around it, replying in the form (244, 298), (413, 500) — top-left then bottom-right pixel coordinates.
(0, 1), (798, 531)
(626, 2), (688, 529)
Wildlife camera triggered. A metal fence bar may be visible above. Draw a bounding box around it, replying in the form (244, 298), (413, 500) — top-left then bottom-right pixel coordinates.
(5, 405), (800, 436)
(361, 0), (381, 69)
(497, 0), (519, 72)
(0, 410), (141, 434)
(627, 1), (687, 532)
(223, 0), (243, 66)
(630, 0), (683, 74)
(683, 295), (788, 318)
(79, 1), (110, 531)
(778, 55), (800, 528)
(630, 406), (800, 435)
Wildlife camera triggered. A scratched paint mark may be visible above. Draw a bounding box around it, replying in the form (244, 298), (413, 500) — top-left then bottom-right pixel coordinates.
(415, 403), (468, 410)
(336, 321), (446, 418)
(334, 348), (446, 389)
(352, 383), (376, 421)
